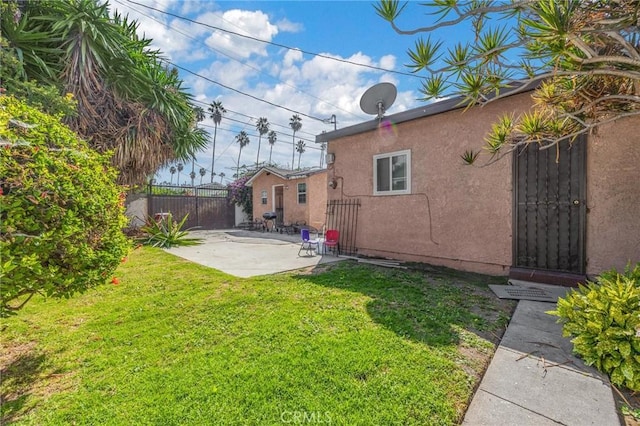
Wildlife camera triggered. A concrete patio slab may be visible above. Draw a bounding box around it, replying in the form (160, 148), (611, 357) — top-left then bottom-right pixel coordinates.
(164, 229), (343, 278)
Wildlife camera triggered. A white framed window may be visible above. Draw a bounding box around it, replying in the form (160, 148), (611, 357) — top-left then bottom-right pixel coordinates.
(297, 183), (307, 204)
(373, 149), (411, 195)
(261, 190), (268, 205)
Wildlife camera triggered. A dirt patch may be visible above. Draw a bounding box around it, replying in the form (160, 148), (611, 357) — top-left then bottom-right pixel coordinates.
(612, 385), (640, 426)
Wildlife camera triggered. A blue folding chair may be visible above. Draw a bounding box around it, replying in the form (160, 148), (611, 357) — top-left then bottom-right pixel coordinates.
(298, 228), (319, 256)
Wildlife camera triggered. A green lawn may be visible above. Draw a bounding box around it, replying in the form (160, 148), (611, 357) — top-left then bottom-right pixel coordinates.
(1, 247), (515, 425)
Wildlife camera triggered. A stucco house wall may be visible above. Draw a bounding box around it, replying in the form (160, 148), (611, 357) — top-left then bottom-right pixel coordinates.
(251, 172), (283, 218)
(585, 119), (640, 274)
(323, 93), (639, 277)
(249, 168), (328, 229)
(284, 179), (308, 225)
(326, 94), (533, 275)
(307, 171), (328, 230)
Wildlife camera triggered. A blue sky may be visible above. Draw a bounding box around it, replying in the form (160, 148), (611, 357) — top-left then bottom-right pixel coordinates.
(111, 0), (449, 185)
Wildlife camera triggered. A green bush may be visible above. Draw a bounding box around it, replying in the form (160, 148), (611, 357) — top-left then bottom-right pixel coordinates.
(549, 264), (640, 391)
(0, 95), (130, 317)
(139, 214), (202, 248)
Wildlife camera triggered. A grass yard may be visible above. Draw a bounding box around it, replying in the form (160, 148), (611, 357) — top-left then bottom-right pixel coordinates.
(1, 247), (515, 425)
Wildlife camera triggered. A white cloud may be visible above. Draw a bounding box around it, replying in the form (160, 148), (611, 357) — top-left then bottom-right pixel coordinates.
(178, 0), (216, 16)
(111, 0), (208, 61)
(275, 17), (303, 33)
(203, 9), (278, 59)
(114, 1), (421, 180)
(283, 48), (303, 67)
(379, 54), (396, 71)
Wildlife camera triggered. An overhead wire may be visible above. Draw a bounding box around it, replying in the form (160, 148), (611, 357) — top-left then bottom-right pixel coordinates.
(190, 98), (321, 140)
(113, 0), (349, 176)
(199, 122), (322, 150)
(114, 0), (364, 123)
(170, 61), (325, 122)
(124, 0), (422, 79)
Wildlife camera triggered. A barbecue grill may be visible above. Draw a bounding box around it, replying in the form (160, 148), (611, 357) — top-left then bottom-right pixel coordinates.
(262, 211), (277, 232)
(262, 211), (277, 220)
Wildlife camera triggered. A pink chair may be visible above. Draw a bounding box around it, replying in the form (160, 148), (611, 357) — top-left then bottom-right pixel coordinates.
(324, 229), (339, 256)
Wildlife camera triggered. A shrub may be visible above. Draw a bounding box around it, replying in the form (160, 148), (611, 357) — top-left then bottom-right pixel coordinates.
(139, 214), (202, 248)
(228, 175), (253, 218)
(0, 95), (130, 317)
(549, 264), (640, 391)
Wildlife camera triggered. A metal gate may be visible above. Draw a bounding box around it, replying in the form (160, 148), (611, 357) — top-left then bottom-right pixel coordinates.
(513, 136), (586, 274)
(148, 184), (235, 230)
(325, 198), (360, 256)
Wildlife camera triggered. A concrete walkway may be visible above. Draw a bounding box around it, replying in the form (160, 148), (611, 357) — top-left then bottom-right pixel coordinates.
(165, 229), (342, 278)
(463, 300), (621, 425)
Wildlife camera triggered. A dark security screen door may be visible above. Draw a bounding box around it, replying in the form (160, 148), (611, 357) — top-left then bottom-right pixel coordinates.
(513, 137), (586, 274)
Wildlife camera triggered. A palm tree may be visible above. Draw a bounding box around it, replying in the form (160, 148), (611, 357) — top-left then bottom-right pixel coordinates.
(296, 140), (306, 169)
(176, 163), (184, 186)
(219, 172), (225, 184)
(199, 167), (206, 185)
(289, 114), (302, 169)
(208, 100), (226, 182)
(267, 130), (277, 165)
(189, 171), (196, 186)
(192, 106), (205, 186)
(169, 166), (177, 185)
(319, 142), (327, 167)
(255, 117), (269, 167)
(1, 0), (208, 185)
(193, 106), (206, 124)
(235, 131), (250, 176)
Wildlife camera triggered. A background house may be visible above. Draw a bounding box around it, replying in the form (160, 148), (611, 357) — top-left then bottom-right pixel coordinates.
(247, 167), (328, 231)
(317, 91), (639, 283)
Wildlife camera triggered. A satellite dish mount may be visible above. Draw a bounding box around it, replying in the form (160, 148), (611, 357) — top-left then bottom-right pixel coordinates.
(360, 82), (397, 121)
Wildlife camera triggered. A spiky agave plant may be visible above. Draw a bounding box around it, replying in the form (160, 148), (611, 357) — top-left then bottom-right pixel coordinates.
(139, 214), (202, 248)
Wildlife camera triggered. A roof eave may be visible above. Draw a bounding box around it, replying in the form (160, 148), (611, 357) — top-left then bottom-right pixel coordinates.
(245, 166), (288, 186)
(316, 78), (542, 144)
(245, 167), (327, 185)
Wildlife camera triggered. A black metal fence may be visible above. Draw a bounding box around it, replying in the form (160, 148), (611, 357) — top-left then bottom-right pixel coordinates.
(147, 184), (235, 230)
(325, 198), (360, 256)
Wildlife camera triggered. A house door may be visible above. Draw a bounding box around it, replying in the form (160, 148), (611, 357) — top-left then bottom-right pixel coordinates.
(274, 185), (284, 225)
(513, 136), (586, 275)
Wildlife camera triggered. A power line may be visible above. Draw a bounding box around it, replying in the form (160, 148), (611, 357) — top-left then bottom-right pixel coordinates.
(115, 0), (327, 175)
(125, 0), (422, 79)
(199, 122), (322, 150)
(191, 98), (321, 139)
(171, 61), (326, 122)
(114, 0), (360, 123)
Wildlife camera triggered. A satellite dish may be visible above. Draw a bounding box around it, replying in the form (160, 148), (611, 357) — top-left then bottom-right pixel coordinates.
(360, 82), (397, 120)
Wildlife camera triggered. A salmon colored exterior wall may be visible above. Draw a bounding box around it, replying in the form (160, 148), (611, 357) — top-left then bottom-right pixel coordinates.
(251, 172), (280, 220)
(307, 172), (329, 230)
(251, 171), (327, 229)
(327, 93), (639, 276)
(585, 119), (640, 274)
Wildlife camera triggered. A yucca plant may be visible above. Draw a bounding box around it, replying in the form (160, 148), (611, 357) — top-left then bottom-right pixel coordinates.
(375, 0), (640, 165)
(139, 214), (202, 248)
(460, 149), (480, 165)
